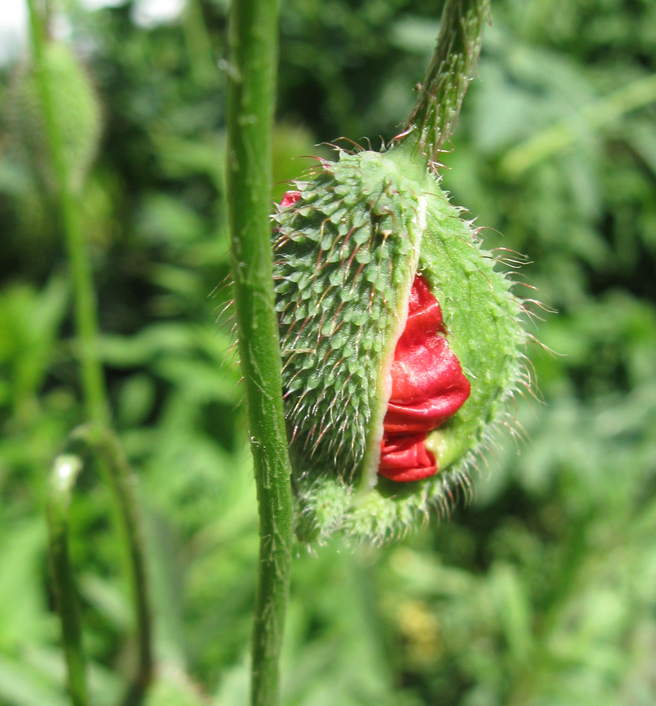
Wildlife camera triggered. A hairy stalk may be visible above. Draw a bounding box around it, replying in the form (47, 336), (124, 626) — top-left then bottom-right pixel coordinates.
(400, 0), (490, 161)
(26, 0), (109, 426)
(226, 0), (294, 704)
(27, 4), (154, 704)
(47, 426), (154, 706)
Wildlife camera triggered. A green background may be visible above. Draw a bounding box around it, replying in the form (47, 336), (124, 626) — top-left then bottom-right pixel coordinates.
(1, 0), (655, 704)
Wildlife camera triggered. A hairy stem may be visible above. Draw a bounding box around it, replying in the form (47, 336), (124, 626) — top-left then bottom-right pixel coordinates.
(226, 0), (295, 704)
(26, 0), (109, 427)
(400, 0), (490, 161)
(46, 426), (154, 706)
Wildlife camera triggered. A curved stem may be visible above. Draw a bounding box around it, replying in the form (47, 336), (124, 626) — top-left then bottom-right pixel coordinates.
(399, 0), (490, 162)
(27, 6), (153, 701)
(47, 425), (154, 706)
(226, 0), (295, 704)
(26, 0), (109, 427)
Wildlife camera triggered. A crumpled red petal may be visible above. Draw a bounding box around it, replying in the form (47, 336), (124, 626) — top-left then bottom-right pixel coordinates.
(378, 433), (438, 482)
(379, 274), (470, 482)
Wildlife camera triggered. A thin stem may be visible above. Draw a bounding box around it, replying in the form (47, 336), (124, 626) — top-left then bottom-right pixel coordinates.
(399, 0), (490, 161)
(182, 0), (218, 88)
(48, 453), (88, 706)
(27, 6), (153, 701)
(92, 427), (154, 706)
(226, 0), (294, 704)
(46, 425), (154, 706)
(26, 0), (109, 427)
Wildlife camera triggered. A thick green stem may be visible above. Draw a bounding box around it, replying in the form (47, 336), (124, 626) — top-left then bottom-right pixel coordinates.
(226, 0), (294, 704)
(399, 0), (490, 161)
(46, 426), (154, 706)
(26, 0), (109, 427)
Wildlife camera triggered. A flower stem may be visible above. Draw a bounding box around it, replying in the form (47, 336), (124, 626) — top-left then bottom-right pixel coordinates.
(226, 0), (295, 704)
(182, 0), (218, 88)
(26, 0), (109, 427)
(46, 425), (154, 706)
(27, 4), (153, 703)
(48, 451), (87, 706)
(400, 0), (490, 161)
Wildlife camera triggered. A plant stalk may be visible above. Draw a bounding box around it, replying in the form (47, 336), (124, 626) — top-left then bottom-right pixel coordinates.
(27, 4), (153, 704)
(46, 426), (154, 706)
(48, 452), (88, 706)
(400, 0), (490, 161)
(226, 0), (295, 704)
(26, 0), (109, 427)
(182, 0), (218, 88)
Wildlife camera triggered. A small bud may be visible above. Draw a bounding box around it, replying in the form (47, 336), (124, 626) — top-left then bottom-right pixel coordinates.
(8, 43), (102, 192)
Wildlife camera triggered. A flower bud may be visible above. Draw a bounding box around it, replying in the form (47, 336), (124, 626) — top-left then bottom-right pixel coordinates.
(8, 43), (102, 192)
(273, 144), (527, 544)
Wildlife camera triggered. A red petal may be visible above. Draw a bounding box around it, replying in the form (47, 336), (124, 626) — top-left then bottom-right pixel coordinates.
(383, 275), (470, 433)
(379, 434), (438, 482)
(379, 275), (471, 482)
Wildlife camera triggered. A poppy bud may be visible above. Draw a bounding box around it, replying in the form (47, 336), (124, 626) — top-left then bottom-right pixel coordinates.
(9, 43), (101, 192)
(273, 144), (527, 544)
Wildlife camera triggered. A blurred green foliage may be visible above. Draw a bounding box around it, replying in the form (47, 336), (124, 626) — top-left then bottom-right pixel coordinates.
(1, 0), (655, 705)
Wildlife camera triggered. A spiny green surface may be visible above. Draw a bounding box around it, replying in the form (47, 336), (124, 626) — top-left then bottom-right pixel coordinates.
(273, 151), (421, 485)
(274, 146), (526, 544)
(9, 43), (101, 192)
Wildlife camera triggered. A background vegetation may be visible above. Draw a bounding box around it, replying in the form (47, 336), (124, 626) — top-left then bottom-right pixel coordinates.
(1, 0), (655, 704)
